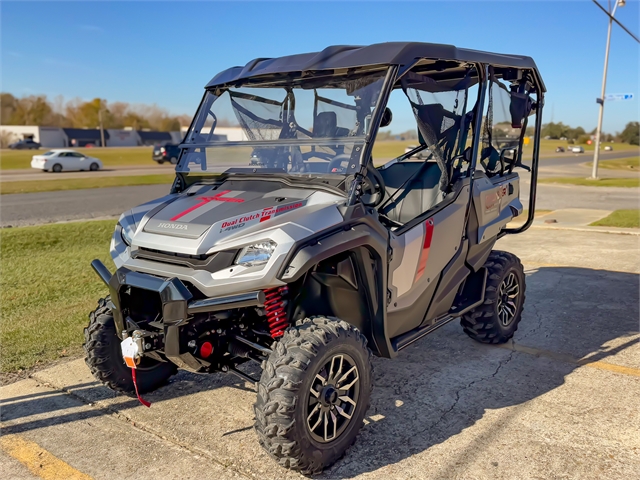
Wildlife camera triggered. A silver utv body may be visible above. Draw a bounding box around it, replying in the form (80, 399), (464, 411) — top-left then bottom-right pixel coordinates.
(94, 44), (544, 365)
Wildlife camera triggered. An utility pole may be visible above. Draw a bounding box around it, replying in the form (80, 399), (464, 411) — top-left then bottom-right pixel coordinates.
(592, 0), (624, 179)
(98, 106), (106, 148)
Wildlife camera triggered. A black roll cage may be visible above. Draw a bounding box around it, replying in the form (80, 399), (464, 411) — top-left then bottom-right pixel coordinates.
(176, 56), (544, 235)
(352, 59), (544, 236)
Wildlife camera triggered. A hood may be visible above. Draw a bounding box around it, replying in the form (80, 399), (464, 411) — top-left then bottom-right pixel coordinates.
(143, 183), (315, 240)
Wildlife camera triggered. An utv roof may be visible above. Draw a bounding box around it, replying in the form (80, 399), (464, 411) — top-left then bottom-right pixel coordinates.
(206, 42), (545, 91)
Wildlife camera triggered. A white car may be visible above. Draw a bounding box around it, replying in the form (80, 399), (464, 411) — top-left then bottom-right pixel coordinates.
(571, 146), (585, 154)
(604, 145), (613, 151)
(31, 149), (103, 172)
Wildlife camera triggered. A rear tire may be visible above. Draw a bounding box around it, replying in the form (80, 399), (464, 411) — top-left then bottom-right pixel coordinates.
(254, 317), (373, 474)
(83, 297), (177, 394)
(170, 157), (178, 164)
(52, 163), (62, 173)
(461, 250), (526, 344)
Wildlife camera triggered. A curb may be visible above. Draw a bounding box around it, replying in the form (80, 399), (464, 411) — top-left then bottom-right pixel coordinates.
(528, 224), (640, 236)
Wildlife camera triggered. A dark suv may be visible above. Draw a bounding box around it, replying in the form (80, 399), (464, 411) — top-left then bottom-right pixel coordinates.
(9, 139), (41, 150)
(152, 144), (180, 164)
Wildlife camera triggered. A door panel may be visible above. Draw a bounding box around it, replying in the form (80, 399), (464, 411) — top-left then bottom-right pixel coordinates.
(386, 184), (469, 336)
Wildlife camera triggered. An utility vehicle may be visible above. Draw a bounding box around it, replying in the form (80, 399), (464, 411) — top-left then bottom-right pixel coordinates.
(86, 42), (544, 474)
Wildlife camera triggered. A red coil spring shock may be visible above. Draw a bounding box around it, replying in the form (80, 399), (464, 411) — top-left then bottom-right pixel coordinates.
(264, 286), (289, 338)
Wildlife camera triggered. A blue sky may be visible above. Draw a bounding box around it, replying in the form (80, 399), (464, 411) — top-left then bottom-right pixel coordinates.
(2, 1), (638, 133)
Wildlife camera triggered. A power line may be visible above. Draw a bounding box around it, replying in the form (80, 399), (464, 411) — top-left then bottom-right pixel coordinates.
(592, 0), (640, 44)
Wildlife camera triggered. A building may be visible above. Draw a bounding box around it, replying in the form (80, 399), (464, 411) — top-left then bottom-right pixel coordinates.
(0, 125), (67, 147)
(0, 125), (182, 148)
(63, 128), (109, 147)
(137, 130), (173, 146)
(179, 126), (247, 142)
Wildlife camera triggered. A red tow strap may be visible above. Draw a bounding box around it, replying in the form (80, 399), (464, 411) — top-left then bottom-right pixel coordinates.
(131, 368), (151, 407)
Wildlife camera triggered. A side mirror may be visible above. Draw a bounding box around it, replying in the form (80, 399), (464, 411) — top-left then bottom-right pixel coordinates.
(380, 107), (393, 128)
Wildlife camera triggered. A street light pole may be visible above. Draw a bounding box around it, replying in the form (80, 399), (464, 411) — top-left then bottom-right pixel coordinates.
(592, 0), (623, 179)
(98, 107), (106, 148)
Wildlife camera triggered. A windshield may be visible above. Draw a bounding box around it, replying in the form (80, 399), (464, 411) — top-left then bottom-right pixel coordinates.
(177, 68), (389, 177)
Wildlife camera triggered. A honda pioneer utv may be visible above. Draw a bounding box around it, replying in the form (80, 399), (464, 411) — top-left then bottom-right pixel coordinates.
(85, 42), (544, 474)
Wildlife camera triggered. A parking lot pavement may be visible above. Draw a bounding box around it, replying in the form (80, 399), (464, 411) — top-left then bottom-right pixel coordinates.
(1, 228), (639, 480)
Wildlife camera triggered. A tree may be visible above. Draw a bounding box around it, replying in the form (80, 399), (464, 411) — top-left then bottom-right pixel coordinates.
(1, 93), (18, 124)
(8, 95), (54, 125)
(620, 121), (639, 146)
(541, 122), (569, 139)
(159, 116), (180, 132)
(123, 112), (150, 130)
(1, 91), (186, 131)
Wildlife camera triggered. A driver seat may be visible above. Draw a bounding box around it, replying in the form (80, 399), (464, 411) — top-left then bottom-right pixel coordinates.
(314, 112), (337, 137)
(379, 161), (444, 224)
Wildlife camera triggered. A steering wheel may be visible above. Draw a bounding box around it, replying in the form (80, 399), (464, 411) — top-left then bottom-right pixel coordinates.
(360, 163), (386, 207)
(327, 154), (351, 173)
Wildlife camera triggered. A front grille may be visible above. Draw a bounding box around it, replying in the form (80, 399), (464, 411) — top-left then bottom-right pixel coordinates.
(132, 247), (238, 273)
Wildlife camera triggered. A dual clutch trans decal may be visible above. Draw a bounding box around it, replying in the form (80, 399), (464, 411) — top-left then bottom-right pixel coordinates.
(220, 201), (306, 233)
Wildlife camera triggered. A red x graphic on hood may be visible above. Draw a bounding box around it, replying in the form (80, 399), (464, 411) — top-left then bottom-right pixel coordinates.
(170, 190), (244, 221)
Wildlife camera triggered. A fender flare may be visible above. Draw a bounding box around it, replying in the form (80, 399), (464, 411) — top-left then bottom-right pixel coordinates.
(278, 221), (395, 358)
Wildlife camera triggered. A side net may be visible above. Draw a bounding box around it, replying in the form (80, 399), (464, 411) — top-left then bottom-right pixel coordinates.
(401, 72), (473, 191)
(229, 91), (286, 141)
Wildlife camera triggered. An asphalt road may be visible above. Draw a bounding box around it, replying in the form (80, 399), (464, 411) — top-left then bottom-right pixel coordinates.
(1, 149), (638, 227)
(1, 228), (638, 479)
(1, 184), (170, 227)
(1, 164), (176, 182)
(2, 150), (636, 182)
(538, 149), (637, 167)
(2, 180), (638, 228)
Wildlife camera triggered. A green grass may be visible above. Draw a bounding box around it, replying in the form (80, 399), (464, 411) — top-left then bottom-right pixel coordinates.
(1, 147), (155, 170)
(371, 140), (640, 162)
(2, 141), (638, 170)
(586, 156), (639, 171)
(538, 177), (640, 188)
(1, 174), (175, 194)
(590, 209), (640, 229)
(1, 220), (116, 373)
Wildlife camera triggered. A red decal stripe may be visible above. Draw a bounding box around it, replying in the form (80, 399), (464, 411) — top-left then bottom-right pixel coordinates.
(170, 191), (243, 221)
(414, 219), (434, 282)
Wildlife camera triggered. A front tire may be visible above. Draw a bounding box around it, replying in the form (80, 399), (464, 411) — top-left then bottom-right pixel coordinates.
(254, 317), (373, 474)
(461, 250), (526, 344)
(89, 162), (99, 171)
(83, 297), (177, 394)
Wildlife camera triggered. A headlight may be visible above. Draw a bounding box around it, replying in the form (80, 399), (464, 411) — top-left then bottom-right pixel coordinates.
(235, 241), (277, 268)
(119, 223), (134, 246)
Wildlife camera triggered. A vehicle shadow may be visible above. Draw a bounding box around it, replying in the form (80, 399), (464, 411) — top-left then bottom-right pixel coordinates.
(0, 361), (261, 432)
(323, 266), (639, 478)
(1, 266), (638, 478)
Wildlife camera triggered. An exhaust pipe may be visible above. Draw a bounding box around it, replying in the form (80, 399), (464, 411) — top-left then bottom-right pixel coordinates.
(91, 259), (112, 286)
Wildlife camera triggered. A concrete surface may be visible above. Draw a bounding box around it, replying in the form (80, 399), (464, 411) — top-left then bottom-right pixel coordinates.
(1, 228), (639, 479)
(531, 208), (612, 227)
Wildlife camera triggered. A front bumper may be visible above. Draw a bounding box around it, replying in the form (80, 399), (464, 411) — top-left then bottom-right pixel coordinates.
(91, 259), (265, 371)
